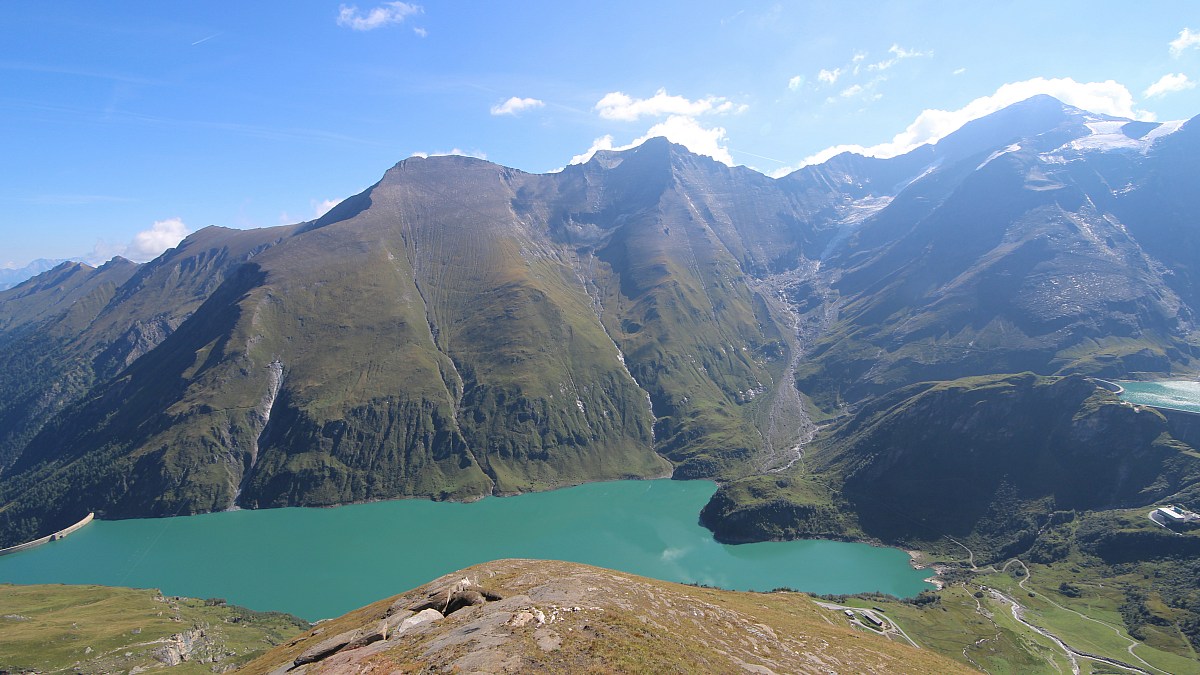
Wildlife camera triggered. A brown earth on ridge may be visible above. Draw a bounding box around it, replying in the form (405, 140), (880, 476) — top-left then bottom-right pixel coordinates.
(239, 558), (975, 674)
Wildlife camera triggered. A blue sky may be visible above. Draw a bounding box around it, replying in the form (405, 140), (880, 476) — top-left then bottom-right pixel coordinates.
(3, 1), (1199, 268)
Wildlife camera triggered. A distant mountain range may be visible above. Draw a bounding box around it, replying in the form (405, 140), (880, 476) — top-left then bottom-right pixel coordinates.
(2, 94), (1199, 548)
(0, 258), (71, 291)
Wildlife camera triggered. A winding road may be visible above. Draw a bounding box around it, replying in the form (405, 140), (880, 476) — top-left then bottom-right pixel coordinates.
(986, 558), (1164, 675)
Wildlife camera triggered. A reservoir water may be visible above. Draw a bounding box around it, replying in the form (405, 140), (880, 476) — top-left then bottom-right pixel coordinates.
(1119, 380), (1200, 414)
(0, 479), (931, 621)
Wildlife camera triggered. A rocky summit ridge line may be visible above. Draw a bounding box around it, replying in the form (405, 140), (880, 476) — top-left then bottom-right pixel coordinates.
(1, 95), (1198, 546)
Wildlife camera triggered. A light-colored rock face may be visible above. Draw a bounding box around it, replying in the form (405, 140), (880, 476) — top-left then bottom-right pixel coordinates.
(396, 608), (443, 634)
(240, 559), (976, 675)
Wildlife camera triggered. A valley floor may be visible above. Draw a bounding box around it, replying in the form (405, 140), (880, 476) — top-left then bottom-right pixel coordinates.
(829, 543), (1200, 675)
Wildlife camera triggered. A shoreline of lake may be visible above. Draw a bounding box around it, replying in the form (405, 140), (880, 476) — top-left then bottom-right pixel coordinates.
(0, 479), (933, 621)
(1118, 379), (1200, 415)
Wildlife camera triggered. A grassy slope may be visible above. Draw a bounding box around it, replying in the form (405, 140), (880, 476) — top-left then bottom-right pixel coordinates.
(0, 259), (139, 470)
(2, 144), (817, 546)
(0, 583), (307, 674)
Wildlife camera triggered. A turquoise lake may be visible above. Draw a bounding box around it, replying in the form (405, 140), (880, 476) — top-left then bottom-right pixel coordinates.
(0, 479), (932, 621)
(1119, 380), (1200, 414)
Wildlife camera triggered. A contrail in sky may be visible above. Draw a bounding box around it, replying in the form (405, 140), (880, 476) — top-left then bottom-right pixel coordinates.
(191, 33), (220, 46)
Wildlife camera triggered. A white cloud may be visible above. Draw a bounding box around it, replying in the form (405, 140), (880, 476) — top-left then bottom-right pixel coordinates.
(569, 135), (615, 165)
(817, 68), (841, 85)
(867, 44), (930, 71)
(792, 77), (1154, 170)
(575, 87), (743, 168)
(832, 76), (887, 103)
(787, 75), (804, 91)
(314, 199), (340, 218)
(336, 2), (421, 31)
(409, 148), (487, 160)
(594, 89), (742, 121)
(490, 96), (545, 116)
(412, 26), (427, 37)
(1170, 28), (1200, 57)
(639, 116), (732, 164)
(126, 218), (188, 261)
(568, 115), (733, 166)
(87, 218), (190, 264)
(840, 84), (863, 98)
(953, 67), (967, 76)
(1144, 73), (1195, 98)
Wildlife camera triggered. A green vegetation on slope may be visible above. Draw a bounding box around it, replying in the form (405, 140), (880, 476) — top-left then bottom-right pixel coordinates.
(702, 373), (1200, 672)
(1, 143), (815, 546)
(0, 583), (307, 674)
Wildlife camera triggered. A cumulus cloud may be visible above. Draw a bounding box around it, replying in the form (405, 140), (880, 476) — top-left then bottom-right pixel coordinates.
(790, 77), (1154, 171)
(126, 218), (189, 261)
(817, 68), (841, 85)
(1170, 28), (1200, 57)
(409, 148), (488, 160)
(568, 135), (616, 165)
(572, 88), (743, 169)
(87, 218), (190, 264)
(1144, 73), (1195, 98)
(595, 89), (743, 121)
(840, 84), (864, 98)
(314, 199), (340, 218)
(568, 115), (733, 166)
(787, 75), (804, 91)
(336, 2), (421, 31)
(490, 96), (545, 116)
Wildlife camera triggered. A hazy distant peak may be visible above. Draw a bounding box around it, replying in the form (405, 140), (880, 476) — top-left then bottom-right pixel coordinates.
(0, 258), (73, 291)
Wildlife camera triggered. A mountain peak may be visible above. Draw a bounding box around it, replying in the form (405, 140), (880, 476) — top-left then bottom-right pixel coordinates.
(928, 93), (1115, 164)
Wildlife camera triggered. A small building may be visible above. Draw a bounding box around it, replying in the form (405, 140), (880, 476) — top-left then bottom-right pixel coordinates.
(1156, 505), (1200, 524)
(861, 611), (885, 628)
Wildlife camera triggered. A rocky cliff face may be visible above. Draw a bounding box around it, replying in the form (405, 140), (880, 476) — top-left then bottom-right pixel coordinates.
(3, 96), (1200, 545)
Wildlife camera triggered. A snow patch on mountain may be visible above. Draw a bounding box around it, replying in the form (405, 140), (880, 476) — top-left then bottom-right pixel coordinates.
(1061, 120), (1185, 154)
(977, 143), (1022, 170)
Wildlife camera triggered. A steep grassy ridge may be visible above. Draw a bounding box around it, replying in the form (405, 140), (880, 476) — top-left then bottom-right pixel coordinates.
(4, 145), (808, 540)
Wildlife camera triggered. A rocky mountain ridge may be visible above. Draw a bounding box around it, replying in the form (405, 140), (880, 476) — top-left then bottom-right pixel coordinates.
(238, 558), (974, 674)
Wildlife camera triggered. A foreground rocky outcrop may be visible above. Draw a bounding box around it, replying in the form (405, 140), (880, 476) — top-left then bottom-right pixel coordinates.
(240, 559), (973, 674)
